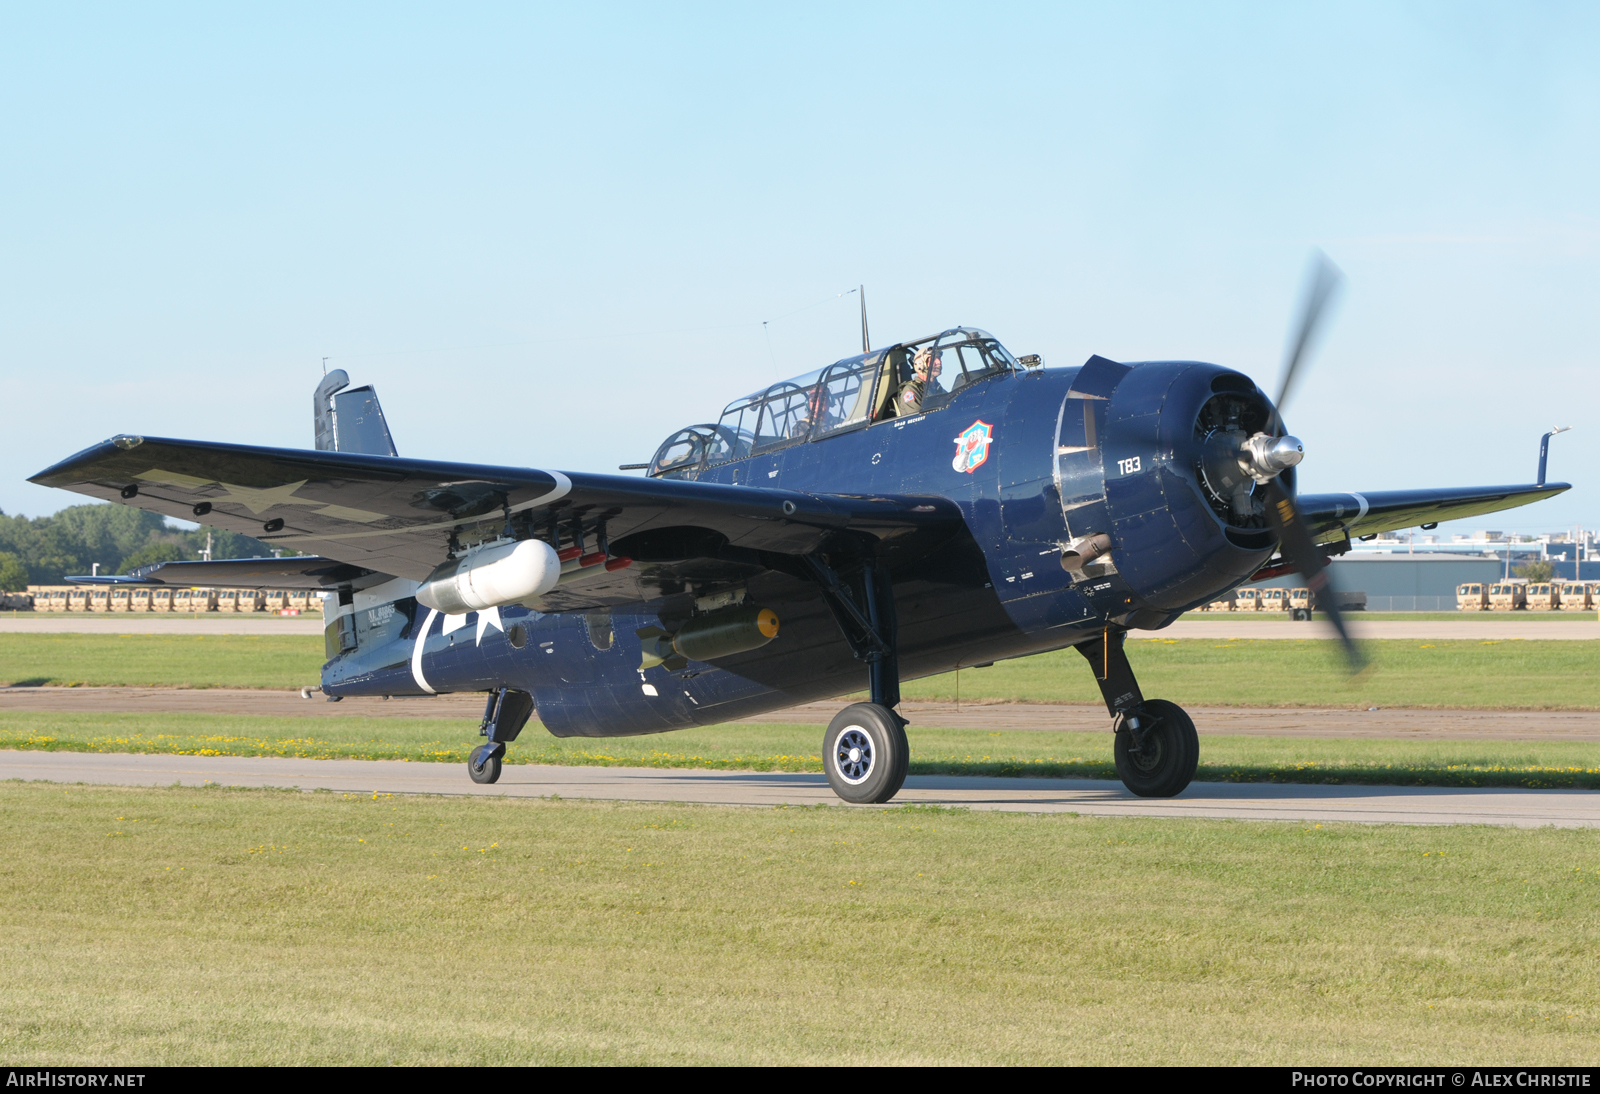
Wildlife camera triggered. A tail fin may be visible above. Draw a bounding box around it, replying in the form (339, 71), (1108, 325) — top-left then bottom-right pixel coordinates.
(313, 369), (399, 456)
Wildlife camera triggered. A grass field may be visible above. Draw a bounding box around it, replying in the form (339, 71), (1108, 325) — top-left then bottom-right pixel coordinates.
(5, 711), (1599, 789)
(0, 782), (1593, 1065)
(0, 634), (321, 689)
(3, 633), (1598, 709)
(905, 639), (1600, 710)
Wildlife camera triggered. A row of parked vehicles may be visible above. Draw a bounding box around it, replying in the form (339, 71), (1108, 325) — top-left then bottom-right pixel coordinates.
(1456, 579), (1598, 611)
(1198, 588), (1368, 613)
(1203, 588), (1311, 613)
(1196, 579), (1600, 614)
(22, 585), (323, 614)
(17, 578), (1595, 615)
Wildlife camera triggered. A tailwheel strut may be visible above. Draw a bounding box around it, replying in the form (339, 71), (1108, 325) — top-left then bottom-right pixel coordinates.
(468, 687), (535, 785)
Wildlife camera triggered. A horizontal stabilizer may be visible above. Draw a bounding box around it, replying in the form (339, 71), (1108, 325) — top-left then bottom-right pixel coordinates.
(69, 556), (379, 590)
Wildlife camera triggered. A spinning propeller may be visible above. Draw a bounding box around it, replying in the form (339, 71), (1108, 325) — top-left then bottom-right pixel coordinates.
(1245, 251), (1364, 670)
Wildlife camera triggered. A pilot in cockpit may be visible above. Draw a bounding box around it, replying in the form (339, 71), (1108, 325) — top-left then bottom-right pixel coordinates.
(893, 347), (944, 416)
(790, 384), (832, 438)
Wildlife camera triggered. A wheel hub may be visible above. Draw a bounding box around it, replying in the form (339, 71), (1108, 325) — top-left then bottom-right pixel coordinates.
(1121, 714), (1167, 773)
(1126, 728), (1165, 772)
(835, 727), (874, 784)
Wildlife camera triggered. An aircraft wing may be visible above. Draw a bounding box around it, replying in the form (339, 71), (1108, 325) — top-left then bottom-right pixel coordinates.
(1298, 483), (1570, 546)
(31, 436), (965, 610)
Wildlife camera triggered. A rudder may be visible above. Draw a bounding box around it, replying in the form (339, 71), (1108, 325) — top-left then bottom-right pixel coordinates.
(313, 368), (399, 456)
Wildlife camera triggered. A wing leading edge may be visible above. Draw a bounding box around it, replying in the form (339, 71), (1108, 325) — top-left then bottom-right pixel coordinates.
(1298, 482), (1570, 546)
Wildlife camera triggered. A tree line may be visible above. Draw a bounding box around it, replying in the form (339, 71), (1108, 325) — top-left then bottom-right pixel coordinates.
(0, 504), (281, 590)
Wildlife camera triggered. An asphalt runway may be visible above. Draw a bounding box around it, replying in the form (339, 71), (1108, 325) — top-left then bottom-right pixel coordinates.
(3, 614), (1596, 639)
(2, 749), (1593, 827)
(5, 686), (1596, 739)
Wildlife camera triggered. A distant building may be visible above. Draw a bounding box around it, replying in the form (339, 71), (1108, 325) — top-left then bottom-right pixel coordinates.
(1250, 552), (1504, 611)
(1333, 527), (1599, 586)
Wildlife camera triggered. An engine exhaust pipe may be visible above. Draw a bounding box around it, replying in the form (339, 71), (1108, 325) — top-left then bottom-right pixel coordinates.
(1060, 533), (1112, 574)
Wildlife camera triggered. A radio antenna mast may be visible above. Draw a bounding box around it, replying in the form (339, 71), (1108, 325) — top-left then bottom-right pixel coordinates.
(859, 285), (870, 353)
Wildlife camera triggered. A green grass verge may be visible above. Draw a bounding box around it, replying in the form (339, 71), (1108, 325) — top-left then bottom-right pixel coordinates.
(0, 633), (323, 689)
(902, 639), (1600, 710)
(1, 782), (1596, 1064)
(3, 634), (1599, 709)
(5, 711), (1598, 789)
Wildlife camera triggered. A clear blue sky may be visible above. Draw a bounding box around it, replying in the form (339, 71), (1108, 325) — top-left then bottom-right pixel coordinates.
(4, 3), (1596, 538)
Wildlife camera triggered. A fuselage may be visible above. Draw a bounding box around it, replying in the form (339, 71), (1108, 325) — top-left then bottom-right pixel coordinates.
(322, 354), (1281, 737)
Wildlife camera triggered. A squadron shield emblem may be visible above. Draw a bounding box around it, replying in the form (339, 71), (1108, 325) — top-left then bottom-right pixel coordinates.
(952, 420), (993, 474)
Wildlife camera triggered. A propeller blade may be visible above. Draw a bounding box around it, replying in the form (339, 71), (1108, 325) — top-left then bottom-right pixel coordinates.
(1274, 250), (1344, 420)
(1263, 477), (1365, 672)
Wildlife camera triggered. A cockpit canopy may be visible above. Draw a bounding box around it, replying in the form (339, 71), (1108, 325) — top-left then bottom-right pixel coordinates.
(648, 327), (1019, 478)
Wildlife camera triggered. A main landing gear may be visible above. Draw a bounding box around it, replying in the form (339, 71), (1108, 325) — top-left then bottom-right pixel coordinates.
(807, 554), (909, 804)
(468, 687), (535, 785)
(1075, 630), (1198, 797)
(824, 703), (909, 804)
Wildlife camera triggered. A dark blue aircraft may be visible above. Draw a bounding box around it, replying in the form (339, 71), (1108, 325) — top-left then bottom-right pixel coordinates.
(34, 269), (1569, 802)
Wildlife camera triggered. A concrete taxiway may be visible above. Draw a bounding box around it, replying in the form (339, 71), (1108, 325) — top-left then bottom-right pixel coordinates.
(1164, 618), (1600, 640)
(2, 750), (1594, 827)
(5, 686), (1598, 739)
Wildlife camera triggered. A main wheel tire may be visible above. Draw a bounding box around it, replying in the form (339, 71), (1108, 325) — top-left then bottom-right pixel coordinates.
(1112, 699), (1198, 798)
(824, 703), (909, 804)
(468, 743), (503, 785)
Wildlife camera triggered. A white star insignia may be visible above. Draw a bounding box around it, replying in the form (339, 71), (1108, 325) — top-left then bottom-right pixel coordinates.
(211, 480), (310, 515)
(138, 470), (311, 515)
(476, 606), (504, 645)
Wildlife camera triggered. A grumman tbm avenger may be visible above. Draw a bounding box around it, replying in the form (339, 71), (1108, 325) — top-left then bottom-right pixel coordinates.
(36, 262), (1569, 803)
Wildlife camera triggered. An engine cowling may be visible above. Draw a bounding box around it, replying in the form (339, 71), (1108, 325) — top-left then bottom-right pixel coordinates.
(1089, 361), (1292, 614)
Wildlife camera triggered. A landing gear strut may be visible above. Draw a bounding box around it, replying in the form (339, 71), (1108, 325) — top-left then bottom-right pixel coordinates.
(1075, 629), (1198, 798)
(807, 554), (908, 804)
(468, 687), (535, 785)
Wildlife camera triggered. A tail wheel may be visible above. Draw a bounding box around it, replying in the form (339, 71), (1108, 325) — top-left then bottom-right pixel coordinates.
(468, 743), (503, 785)
(823, 703), (909, 804)
(1113, 699), (1198, 798)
